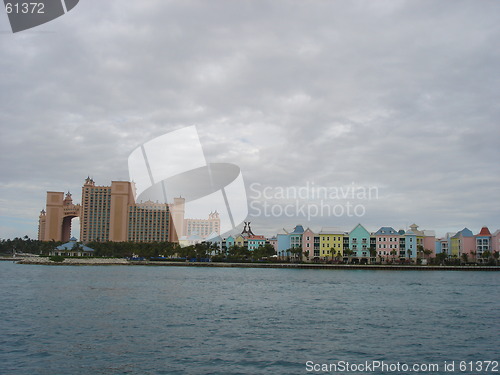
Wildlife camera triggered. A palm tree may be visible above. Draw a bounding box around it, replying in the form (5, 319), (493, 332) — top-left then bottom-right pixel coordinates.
(417, 245), (424, 261)
(329, 248), (335, 263)
(344, 249), (354, 264)
(289, 246), (302, 263)
(390, 249), (397, 263)
(461, 253), (468, 265)
(493, 251), (499, 266)
(423, 249), (433, 259)
(482, 250), (492, 262)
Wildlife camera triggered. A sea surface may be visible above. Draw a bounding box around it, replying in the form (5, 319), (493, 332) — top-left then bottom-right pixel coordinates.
(0, 261), (498, 375)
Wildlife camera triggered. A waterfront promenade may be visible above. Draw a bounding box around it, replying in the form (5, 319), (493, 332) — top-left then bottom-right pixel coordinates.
(2, 257), (499, 270)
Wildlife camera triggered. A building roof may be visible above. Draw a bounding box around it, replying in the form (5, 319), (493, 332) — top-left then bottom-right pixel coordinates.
(319, 227), (344, 235)
(374, 227), (398, 235)
(291, 225), (305, 234)
(56, 238), (94, 252)
(452, 228), (474, 238)
(349, 223), (370, 235)
(247, 235), (266, 240)
(477, 226), (491, 236)
(205, 231), (219, 241)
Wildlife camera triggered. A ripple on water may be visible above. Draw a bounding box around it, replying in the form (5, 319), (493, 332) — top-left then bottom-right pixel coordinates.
(0, 263), (498, 375)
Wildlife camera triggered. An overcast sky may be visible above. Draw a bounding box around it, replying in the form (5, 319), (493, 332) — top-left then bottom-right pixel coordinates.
(1, 0), (499, 240)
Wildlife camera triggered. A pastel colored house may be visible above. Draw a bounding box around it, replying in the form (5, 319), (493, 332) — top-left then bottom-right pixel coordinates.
(435, 240), (442, 255)
(422, 230), (436, 255)
(404, 230), (417, 259)
(276, 225), (304, 259)
(451, 228), (475, 257)
(374, 227), (400, 260)
(277, 232), (291, 258)
(290, 225), (304, 249)
(438, 232), (455, 256)
(247, 235), (266, 251)
(349, 224), (370, 260)
(492, 230), (500, 253)
(268, 236), (278, 253)
(225, 235), (235, 251)
(234, 234), (246, 248)
(475, 226), (491, 259)
(319, 227), (344, 260)
(302, 228), (316, 260)
(408, 224), (436, 257)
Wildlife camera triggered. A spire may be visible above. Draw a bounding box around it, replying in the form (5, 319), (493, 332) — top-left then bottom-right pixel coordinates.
(242, 221), (254, 236)
(63, 192), (73, 205)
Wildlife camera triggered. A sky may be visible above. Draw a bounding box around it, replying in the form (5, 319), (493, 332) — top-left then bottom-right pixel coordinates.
(1, 0), (499, 240)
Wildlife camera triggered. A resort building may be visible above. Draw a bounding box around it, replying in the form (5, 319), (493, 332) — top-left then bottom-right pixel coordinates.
(184, 212), (221, 238)
(38, 177), (217, 243)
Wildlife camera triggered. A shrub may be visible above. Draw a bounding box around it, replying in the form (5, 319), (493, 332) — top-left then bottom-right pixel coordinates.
(49, 255), (65, 262)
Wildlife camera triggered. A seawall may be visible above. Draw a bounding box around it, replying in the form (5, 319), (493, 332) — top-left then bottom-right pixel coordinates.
(7, 257), (500, 270)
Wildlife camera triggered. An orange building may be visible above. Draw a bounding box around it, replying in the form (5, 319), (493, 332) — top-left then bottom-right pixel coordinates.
(38, 177), (185, 243)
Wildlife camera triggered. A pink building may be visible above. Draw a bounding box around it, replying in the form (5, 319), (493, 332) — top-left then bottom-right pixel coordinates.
(374, 227), (400, 260)
(302, 228), (316, 260)
(490, 229), (500, 253)
(422, 230), (436, 255)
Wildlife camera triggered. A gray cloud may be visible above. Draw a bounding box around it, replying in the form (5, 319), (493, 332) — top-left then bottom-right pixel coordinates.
(1, 0), (499, 239)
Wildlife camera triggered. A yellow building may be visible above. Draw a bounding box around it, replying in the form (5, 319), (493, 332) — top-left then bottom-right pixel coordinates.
(318, 228), (344, 259)
(234, 234), (245, 248)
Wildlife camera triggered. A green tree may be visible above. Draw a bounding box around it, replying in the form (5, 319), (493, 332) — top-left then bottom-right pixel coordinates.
(482, 250), (492, 261)
(329, 248), (336, 263)
(435, 252), (447, 265)
(390, 249), (397, 263)
(423, 249), (433, 259)
(344, 249), (354, 264)
(289, 246), (303, 263)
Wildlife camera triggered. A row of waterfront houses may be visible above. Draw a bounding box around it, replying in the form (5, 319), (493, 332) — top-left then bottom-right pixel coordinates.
(205, 223), (500, 263)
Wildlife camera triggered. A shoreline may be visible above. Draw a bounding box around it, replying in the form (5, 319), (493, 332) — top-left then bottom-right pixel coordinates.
(2, 257), (499, 271)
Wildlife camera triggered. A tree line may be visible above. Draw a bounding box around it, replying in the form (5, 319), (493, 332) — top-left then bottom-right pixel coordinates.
(0, 236), (277, 262)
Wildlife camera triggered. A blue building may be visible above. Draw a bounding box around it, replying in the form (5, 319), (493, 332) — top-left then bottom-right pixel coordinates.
(349, 224), (370, 259)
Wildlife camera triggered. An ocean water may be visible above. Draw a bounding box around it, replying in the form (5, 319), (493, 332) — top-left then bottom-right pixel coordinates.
(0, 262), (498, 375)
